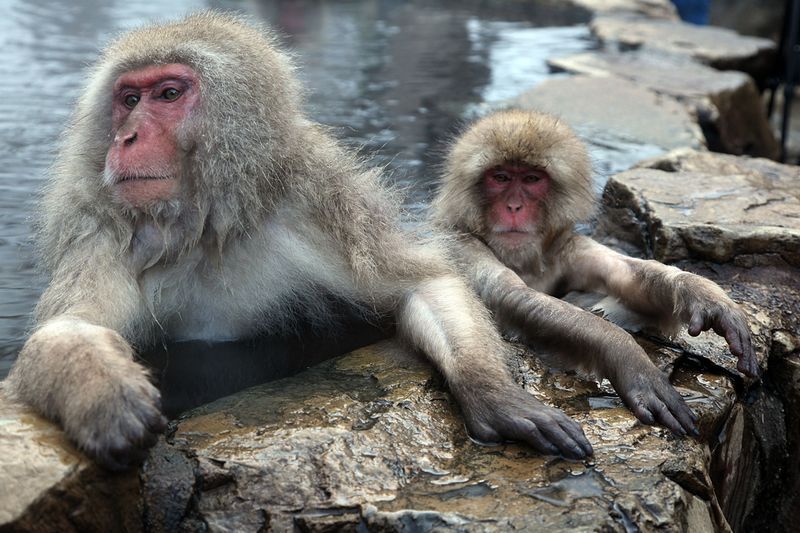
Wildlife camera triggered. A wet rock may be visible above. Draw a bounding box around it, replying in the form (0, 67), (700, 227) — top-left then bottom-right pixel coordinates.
(599, 149), (800, 267)
(141, 439), (195, 532)
(127, 337), (744, 531)
(711, 394), (786, 533)
(4, 290), (798, 532)
(636, 146), (796, 178)
(512, 76), (705, 174)
(594, 150), (800, 532)
(768, 352), (800, 529)
(591, 15), (777, 79)
(549, 50), (779, 159)
(0, 383), (140, 532)
(568, 0), (679, 20)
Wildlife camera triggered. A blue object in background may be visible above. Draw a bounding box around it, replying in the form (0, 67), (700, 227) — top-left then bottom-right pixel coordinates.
(671, 0), (710, 24)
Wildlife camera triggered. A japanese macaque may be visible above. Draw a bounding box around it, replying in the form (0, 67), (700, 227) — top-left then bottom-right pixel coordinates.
(431, 109), (758, 436)
(6, 14), (594, 470)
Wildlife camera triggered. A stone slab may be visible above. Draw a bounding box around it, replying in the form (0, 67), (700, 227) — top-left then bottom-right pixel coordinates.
(142, 340), (733, 531)
(600, 149), (800, 266)
(0, 383), (140, 532)
(549, 50), (779, 158)
(591, 15), (777, 78)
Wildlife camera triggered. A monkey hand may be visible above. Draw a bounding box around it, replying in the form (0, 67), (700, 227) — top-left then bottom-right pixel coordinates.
(10, 320), (167, 471)
(687, 300), (758, 378)
(608, 351), (698, 437)
(459, 384), (594, 459)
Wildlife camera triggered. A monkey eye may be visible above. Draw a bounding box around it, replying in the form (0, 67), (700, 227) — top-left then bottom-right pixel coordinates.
(523, 174), (542, 183)
(492, 171), (511, 182)
(123, 94), (140, 109)
(161, 87), (181, 101)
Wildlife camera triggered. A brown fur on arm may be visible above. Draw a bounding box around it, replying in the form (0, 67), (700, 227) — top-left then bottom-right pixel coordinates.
(449, 234), (698, 435)
(453, 235), (646, 380)
(563, 235), (757, 376)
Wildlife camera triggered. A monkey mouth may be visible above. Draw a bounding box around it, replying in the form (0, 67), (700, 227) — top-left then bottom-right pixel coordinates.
(492, 229), (534, 248)
(114, 175), (179, 207)
(116, 175), (174, 183)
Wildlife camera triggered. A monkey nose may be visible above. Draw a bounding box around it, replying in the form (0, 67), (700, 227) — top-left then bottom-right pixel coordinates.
(507, 204), (522, 213)
(115, 131), (138, 147)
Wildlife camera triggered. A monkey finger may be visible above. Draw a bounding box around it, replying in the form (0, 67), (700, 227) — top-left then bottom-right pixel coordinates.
(737, 357), (758, 378)
(556, 418), (594, 457)
(501, 417), (561, 456)
(465, 419), (502, 445)
(149, 412), (169, 435)
(535, 420), (591, 460)
(650, 400), (687, 436)
(660, 391), (698, 435)
(714, 318), (743, 356)
(737, 338), (759, 378)
(688, 312), (705, 336)
(106, 441), (151, 471)
(733, 323), (759, 378)
(719, 320), (759, 377)
(629, 400), (656, 426)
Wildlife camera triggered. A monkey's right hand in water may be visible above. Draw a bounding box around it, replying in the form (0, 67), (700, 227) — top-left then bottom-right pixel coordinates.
(8, 319), (167, 471)
(459, 384), (594, 459)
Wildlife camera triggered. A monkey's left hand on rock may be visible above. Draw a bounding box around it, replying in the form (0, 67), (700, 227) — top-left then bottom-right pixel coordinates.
(687, 300), (758, 378)
(8, 319), (167, 470)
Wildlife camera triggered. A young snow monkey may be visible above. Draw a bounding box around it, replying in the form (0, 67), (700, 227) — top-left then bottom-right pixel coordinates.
(431, 109), (758, 436)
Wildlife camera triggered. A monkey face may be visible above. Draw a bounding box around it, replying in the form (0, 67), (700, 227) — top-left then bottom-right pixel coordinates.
(104, 63), (201, 209)
(482, 163), (550, 249)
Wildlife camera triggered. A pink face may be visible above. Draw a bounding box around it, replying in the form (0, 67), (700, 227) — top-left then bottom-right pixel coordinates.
(105, 63), (201, 208)
(482, 164), (550, 244)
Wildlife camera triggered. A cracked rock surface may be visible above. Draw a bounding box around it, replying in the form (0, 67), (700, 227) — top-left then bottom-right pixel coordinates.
(590, 15), (776, 78)
(599, 148), (800, 266)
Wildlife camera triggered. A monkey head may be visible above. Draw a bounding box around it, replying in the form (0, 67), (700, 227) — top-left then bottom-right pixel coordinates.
(433, 109), (594, 268)
(53, 12), (303, 243)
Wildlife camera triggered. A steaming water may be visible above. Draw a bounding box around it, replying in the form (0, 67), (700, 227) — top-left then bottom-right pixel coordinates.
(0, 0), (592, 381)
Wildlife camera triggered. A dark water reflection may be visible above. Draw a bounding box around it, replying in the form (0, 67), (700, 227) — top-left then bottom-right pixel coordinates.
(0, 0), (591, 409)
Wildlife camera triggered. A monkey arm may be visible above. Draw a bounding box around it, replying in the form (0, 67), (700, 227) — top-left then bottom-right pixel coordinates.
(562, 236), (758, 377)
(7, 235), (165, 470)
(342, 229), (593, 458)
(453, 236), (697, 436)
(395, 274), (593, 459)
(37, 247), (146, 329)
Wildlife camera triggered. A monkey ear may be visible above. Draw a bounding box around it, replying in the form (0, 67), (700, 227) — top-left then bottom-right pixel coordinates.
(431, 179), (483, 233)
